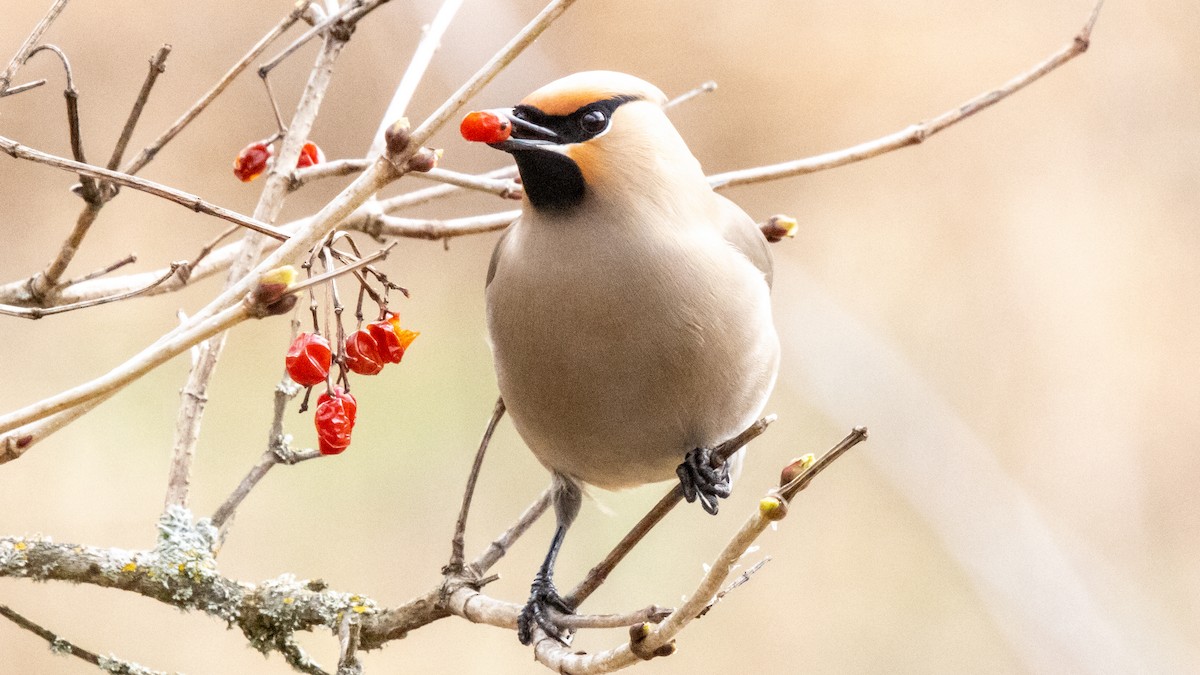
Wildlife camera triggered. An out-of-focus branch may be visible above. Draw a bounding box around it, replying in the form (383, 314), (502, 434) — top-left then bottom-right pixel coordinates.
(367, 0), (465, 156)
(408, 0), (580, 150)
(0, 262), (183, 319)
(708, 0), (1105, 190)
(0, 0), (70, 95)
(0, 605), (171, 675)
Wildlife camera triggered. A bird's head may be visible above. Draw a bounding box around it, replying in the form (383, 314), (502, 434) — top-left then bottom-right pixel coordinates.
(461, 71), (706, 212)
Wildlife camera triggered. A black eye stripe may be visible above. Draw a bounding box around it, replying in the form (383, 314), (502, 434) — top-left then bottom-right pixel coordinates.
(513, 94), (639, 143)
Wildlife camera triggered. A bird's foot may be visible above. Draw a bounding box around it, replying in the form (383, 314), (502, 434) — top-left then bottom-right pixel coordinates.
(517, 573), (575, 646)
(676, 447), (731, 515)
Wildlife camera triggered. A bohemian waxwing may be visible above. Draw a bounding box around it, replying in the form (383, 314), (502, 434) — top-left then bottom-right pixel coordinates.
(465, 71), (779, 645)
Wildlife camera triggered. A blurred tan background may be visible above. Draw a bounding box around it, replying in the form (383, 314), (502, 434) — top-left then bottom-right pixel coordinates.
(1, 0), (1198, 673)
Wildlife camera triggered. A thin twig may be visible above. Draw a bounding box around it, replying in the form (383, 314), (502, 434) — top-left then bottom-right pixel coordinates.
(367, 0), (465, 156)
(707, 0), (1105, 190)
(28, 46), (173, 301)
(0, 0), (71, 94)
(258, 0), (366, 77)
(0, 300), (250, 436)
(533, 428), (868, 673)
(0, 604), (170, 675)
(446, 397), (506, 574)
(665, 80), (717, 109)
(365, 210), (518, 241)
(0, 135), (290, 240)
(121, 2), (309, 175)
(62, 253), (137, 286)
(414, 167), (523, 199)
(0, 79), (45, 97)
(470, 487), (553, 574)
(566, 415), (776, 608)
(408, 0), (580, 150)
(106, 45), (172, 171)
(25, 43), (99, 203)
(0, 263), (183, 319)
(289, 158), (371, 189)
(695, 556), (769, 618)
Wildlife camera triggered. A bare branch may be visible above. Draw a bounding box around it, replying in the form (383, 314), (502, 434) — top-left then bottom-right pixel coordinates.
(363, 210), (518, 241)
(708, 0), (1105, 190)
(0, 0), (70, 94)
(0, 300), (251, 438)
(533, 428), (868, 673)
(0, 604), (171, 675)
(0, 262), (183, 319)
(408, 0), (581, 150)
(368, 0), (465, 156)
(121, 2), (310, 175)
(290, 158), (372, 189)
(0, 136), (290, 241)
(446, 397), (506, 574)
(62, 253), (138, 286)
(106, 45), (172, 172)
(471, 488), (552, 574)
(566, 415), (776, 608)
(665, 80), (717, 109)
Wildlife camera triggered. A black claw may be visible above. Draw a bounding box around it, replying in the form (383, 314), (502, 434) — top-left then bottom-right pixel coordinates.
(517, 574), (575, 646)
(677, 447), (731, 516)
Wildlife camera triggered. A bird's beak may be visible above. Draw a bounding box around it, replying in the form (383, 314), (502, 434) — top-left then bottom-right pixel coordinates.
(461, 108), (560, 152)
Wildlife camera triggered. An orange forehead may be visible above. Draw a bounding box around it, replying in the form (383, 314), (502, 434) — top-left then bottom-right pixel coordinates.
(521, 86), (622, 117)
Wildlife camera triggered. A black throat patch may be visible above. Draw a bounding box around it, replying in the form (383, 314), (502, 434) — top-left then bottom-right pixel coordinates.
(511, 148), (585, 211)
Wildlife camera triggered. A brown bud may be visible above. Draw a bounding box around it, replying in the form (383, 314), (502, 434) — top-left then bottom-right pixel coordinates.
(384, 117), (412, 157)
(405, 147), (441, 173)
(779, 453), (815, 486)
(761, 214), (799, 243)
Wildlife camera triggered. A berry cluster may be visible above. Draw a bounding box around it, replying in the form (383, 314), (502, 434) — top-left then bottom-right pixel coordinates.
(233, 139), (325, 182)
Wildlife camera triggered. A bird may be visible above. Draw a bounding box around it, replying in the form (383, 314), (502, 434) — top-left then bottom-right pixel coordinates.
(464, 71), (779, 645)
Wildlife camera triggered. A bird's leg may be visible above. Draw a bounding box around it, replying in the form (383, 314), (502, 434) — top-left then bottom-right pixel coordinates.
(518, 474), (581, 645)
(677, 446), (732, 515)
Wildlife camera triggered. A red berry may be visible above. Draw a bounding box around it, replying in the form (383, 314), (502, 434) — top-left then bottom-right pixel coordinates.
(315, 387), (356, 455)
(233, 142), (273, 182)
(285, 333), (332, 387)
(367, 313), (418, 364)
(296, 141), (324, 168)
(344, 329), (385, 375)
(460, 111), (512, 144)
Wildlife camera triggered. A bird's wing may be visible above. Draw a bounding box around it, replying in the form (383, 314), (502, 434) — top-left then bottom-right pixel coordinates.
(486, 220), (516, 288)
(714, 194), (773, 289)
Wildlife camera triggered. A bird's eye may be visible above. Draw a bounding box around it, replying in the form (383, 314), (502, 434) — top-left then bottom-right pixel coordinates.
(580, 110), (608, 134)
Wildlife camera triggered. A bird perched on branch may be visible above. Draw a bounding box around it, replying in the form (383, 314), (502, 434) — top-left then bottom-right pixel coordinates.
(462, 71), (779, 645)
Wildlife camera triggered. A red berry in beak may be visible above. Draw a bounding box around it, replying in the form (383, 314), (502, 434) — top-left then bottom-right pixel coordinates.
(460, 111), (512, 144)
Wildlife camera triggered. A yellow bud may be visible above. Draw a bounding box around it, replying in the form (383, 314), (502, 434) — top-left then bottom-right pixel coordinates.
(122, 562), (137, 573)
(759, 496), (788, 521)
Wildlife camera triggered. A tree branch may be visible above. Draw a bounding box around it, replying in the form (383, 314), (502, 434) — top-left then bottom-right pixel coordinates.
(0, 604), (173, 675)
(0, 0), (70, 94)
(708, 0), (1105, 190)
